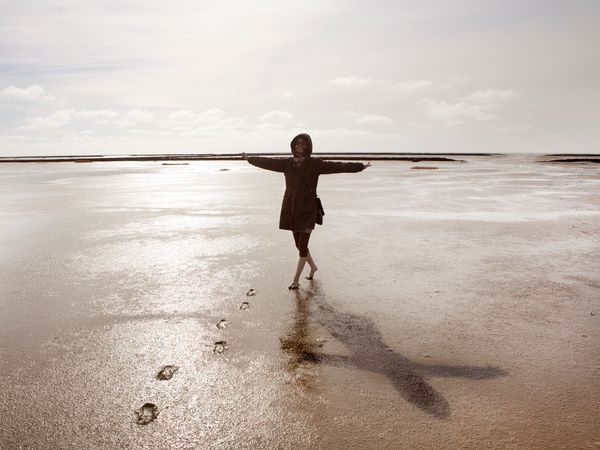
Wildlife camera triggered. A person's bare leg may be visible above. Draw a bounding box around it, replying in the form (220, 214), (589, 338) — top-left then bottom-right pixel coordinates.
(289, 256), (307, 289)
(305, 250), (318, 279)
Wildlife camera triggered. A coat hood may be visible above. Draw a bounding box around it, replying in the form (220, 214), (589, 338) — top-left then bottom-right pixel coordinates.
(290, 133), (313, 157)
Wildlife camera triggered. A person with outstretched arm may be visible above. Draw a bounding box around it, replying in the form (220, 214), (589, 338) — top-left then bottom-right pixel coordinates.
(242, 133), (371, 290)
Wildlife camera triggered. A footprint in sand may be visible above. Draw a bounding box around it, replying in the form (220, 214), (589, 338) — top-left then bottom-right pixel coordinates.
(156, 365), (179, 380)
(135, 403), (159, 425)
(246, 289), (256, 296)
(239, 301), (250, 311)
(216, 319), (230, 329)
(213, 341), (228, 353)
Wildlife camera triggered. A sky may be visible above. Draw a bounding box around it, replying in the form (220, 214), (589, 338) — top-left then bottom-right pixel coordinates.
(1, 0), (599, 156)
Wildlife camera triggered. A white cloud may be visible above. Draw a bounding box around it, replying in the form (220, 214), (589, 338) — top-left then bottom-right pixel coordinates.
(118, 108), (155, 129)
(422, 88), (518, 126)
(330, 77), (432, 93)
(390, 80), (433, 91)
(73, 109), (119, 119)
(166, 108), (227, 126)
(282, 92), (294, 99)
(218, 116), (246, 129)
(421, 99), (497, 124)
(12, 106), (250, 138)
(345, 110), (394, 126)
(492, 123), (536, 134)
(196, 108), (226, 122)
(19, 109), (74, 130)
(162, 108), (239, 133)
(0, 84), (55, 103)
(17, 108), (120, 131)
(255, 110), (295, 133)
(64, 130), (95, 142)
(165, 110), (197, 128)
(314, 127), (375, 138)
(328, 75), (373, 87)
(256, 122), (285, 132)
(354, 114), (394, 125)
(466, 89), (518, 103)
(258, 110), (294, 123)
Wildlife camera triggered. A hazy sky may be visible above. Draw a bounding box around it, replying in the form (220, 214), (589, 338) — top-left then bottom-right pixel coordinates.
(1, 0), (598, 155)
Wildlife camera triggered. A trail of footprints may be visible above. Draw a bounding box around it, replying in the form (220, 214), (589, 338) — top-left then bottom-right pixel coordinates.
(134, 288), (256, 425)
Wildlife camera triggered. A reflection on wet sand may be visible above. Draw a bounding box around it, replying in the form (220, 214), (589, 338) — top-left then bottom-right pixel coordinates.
(280, 289), (321, 391)
(282, 280), (506, 418)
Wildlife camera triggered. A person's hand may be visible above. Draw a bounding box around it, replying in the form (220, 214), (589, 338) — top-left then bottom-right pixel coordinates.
(363, 161), (372, 169)
(241, 152), (248, 160)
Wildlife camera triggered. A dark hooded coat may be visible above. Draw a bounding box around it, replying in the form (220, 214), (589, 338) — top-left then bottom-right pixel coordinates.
(247, 133), (365, 232)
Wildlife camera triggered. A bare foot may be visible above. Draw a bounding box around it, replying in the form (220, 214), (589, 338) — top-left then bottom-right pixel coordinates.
(305, 267), (318, 280)
(288, 281), (300, 290)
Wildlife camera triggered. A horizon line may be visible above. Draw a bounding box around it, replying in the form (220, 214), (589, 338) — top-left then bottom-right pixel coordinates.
(1, 152), (599, 164)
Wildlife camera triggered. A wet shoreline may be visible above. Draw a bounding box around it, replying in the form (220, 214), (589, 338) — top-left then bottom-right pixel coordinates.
(1, 156), (598, 448)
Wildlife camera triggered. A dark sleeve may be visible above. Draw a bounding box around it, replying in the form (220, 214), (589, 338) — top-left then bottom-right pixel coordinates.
(247, 156), (287, 173)
(317, 159), (365, 175)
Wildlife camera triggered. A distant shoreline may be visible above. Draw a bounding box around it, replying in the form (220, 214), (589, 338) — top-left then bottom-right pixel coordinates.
(0, 153), (475, 163)
(0, 152), (598, 164)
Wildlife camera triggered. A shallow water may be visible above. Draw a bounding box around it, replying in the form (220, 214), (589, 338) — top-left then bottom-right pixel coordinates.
(0, 155), (599, 449)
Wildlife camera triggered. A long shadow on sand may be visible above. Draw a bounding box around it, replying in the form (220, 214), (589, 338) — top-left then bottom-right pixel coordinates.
(282, 279), (506, 419)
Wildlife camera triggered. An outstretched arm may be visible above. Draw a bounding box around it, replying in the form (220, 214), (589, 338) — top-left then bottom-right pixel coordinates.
(317, 159), (370, 174)
(243, 153), (287, 173)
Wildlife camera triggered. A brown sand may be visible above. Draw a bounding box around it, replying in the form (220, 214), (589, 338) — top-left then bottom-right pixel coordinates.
(0, 155), (598, 449)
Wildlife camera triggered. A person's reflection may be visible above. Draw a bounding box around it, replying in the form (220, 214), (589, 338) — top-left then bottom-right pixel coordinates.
(279, 287), (320, 390)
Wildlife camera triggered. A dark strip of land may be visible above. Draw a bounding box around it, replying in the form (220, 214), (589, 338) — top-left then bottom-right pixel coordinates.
(544, 153), (600, 157)
(0, 153), (470, 163)
(543, 158), (600, 164)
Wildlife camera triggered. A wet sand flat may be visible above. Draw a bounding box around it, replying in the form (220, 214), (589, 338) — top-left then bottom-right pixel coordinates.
(0, 154), (599, 449)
